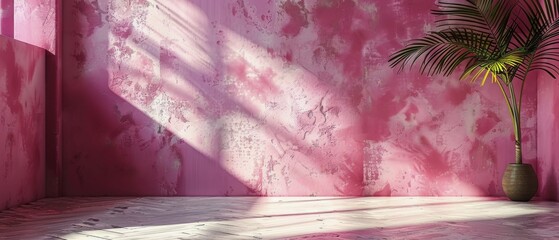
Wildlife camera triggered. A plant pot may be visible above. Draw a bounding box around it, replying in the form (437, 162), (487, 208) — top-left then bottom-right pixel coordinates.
(502, 163), (538, 202)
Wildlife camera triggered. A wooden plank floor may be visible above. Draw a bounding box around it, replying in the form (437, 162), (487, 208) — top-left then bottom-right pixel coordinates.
(0, 197), (558, 239)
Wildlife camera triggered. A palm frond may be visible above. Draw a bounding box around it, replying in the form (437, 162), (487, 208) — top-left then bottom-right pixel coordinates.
(433, 0), (517, 52)
(515, 0), (559, 79)
(460, 49), (525, 85)
(389, 0), (559, 82)
(389, 29), (496, 76)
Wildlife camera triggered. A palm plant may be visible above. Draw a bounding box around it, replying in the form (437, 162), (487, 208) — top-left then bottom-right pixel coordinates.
(388, 0), (559, 201)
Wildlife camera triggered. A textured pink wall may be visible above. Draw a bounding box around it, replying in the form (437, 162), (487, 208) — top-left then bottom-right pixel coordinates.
(0, 36), (46, 210)
(6, 0), (61, 197)
(538, 75), (559, 200)
(0, 0), (55, 52)
(0, 0), (13, 37)
(62, 0), (537, 196)
(13, 0), (56, 53)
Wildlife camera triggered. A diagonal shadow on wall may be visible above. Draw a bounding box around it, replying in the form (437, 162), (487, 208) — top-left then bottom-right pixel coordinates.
(62, 0), (258, 197)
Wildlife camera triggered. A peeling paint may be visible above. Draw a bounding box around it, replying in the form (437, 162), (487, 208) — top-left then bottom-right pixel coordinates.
(281, 0), (307, 37)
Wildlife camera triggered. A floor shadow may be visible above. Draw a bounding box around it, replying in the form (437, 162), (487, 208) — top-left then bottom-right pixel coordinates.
(284, 206), (559, 239)
(0, 197), (556, 239)
(0, 196), (261, 239)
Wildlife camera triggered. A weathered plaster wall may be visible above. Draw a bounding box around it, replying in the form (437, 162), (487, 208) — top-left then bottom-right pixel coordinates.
(63, 0), (537, 196)
(0, 36), (46, 210)
(0, 0), (13, 37)
(14, 0), (56, 54)
(16, 0), (62, 197)
(538, 75), (559, 200)
(14, 0), (56, 53)
(0, 0), (55, 52)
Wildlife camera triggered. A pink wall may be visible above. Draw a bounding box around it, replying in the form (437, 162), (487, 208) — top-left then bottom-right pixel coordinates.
(14, 0), (56, 53)
(62, 0), (537, 196)
(0, 0), (55, 53)
(9, 0), (61, 196)
(0, 36), (46, 210)
(538, 75), (559, 200)
(0, 0), (13, 37)
(536, 1), (559, 200)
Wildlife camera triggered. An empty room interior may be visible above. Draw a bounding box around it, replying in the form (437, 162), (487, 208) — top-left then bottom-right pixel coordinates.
(2, 0), (559, 239)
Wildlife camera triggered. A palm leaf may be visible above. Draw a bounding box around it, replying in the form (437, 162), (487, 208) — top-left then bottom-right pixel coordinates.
(460, 49), (526, 85)
(433, 0), (517, 53)
(388, 29), (497, 76)
(517, 0), (559, 79)
(389, 0), (559, 83)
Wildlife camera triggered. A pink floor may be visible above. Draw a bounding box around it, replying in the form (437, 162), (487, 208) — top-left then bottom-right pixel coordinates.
(1, 197), (559, 239)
